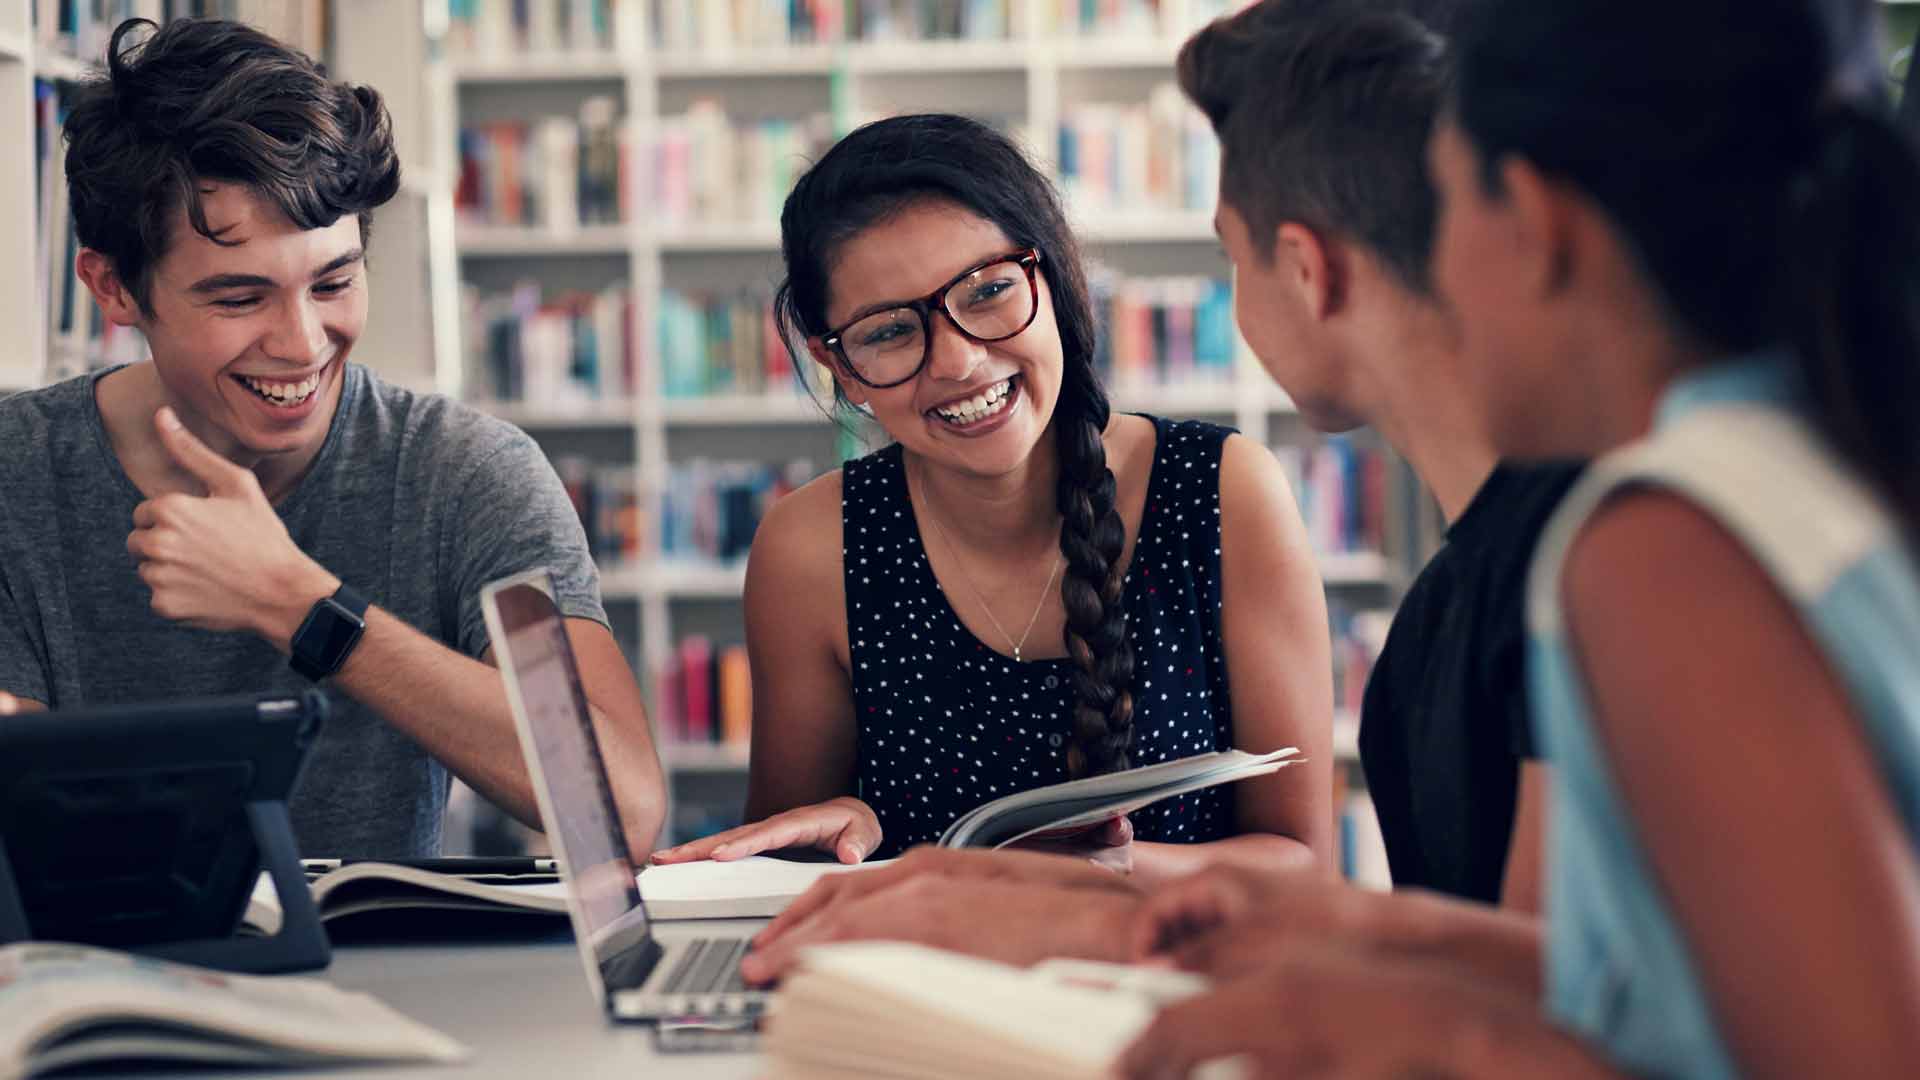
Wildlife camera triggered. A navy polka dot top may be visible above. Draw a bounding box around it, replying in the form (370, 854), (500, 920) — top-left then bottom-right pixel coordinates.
(843, 415), (1238, 858)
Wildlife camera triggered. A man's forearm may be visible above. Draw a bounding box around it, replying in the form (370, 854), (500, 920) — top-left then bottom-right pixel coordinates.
(1365, 888), (1544, 1000)
(1131, 834), (1321, 889)
(272, 600), (665, 857)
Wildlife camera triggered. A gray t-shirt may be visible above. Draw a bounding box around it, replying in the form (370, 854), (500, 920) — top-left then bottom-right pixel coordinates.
(0, 363), (607, 858)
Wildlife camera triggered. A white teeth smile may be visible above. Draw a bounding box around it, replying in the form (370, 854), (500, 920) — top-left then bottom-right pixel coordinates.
(933, 378), (1013, 425)
(239, 371), (321, 407)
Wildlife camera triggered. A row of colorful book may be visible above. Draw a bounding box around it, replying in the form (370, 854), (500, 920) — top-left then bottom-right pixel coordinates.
(32, 0), (327, 64)
(658, 457), (820, 565)
(455, 98), (628, 230)
(653, 103), (834, 226)
(654, 636), (752, 748)
(446, 0), (622, 56)
(653, 0), (1013, 50)
(1272, 439), (1393, 558)
(462, 281), (637, 406)
(659, 287), (831, 400)
(1088, 268), (1235, 387)
(1059, 83), (1220, 215)
(553, 456), (646, 567)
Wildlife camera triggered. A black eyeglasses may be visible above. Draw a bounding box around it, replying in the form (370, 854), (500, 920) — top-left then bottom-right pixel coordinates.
(821, 248), (1042, 389)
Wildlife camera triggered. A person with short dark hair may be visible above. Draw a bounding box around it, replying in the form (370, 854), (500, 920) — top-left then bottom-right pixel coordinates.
(0, 18), (666, 860)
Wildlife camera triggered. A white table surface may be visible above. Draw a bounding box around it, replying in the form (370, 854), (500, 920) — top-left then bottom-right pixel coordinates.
(143, 918), (770, 1079)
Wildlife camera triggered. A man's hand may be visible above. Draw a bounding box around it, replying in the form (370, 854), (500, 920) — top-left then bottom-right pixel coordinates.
(755, 845), (1138, 958)
(1129, 864), (1372, 968)
(740, 876), (1140, 985)
(126, 407), (337, 647)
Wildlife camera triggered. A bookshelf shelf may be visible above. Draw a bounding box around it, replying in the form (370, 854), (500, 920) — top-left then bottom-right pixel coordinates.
(486, 399), (638, 429)
(843, 41), (1029, 74)
(1051, 38), (1182, 69)
(1318, 550), (1399, 588)
(35, 51), (92, 82)
(663, 742), (752, 773)
(646, 561), (749, 599)
(654, 224), (782, 253)
(1077, 211), (1218, 244)
(660, 393), (828, 426)
(450, 55), (628, 83)
(599, 565), (646, 601)
(653, 46), (838, 78)
(1333, 710), (1361, 764)
(1109, 381), (1239, 415)
(455, 223), (631, 257)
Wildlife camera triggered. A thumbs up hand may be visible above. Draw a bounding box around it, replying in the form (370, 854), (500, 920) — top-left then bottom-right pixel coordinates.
(125, 407), (339, 647)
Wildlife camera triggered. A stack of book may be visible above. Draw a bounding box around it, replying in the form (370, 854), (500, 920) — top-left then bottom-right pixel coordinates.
(446, 0), (622, 56)
(656, 458), (818, 565)
(1272, 438), (1390, 558)
(652, 102), (834, 227)
(455, 97), (629, 230)
(1058, 84), (1219, 216)
(461, 281), (636, 407)
(655, 635), (752, 749)
(1088, 268), (1235, 388)
(551, 455), (645, 569)
(1041, 0), (1242, 37)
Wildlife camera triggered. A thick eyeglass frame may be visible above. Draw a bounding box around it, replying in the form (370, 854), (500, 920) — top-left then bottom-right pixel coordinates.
(820, 248), (1043, 389)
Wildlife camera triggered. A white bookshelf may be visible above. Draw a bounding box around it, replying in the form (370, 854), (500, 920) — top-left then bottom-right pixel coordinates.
(429, 1), (1418, 814)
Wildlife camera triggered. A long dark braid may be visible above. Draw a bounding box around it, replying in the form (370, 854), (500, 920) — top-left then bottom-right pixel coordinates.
(1054, 372), (1136, 777)
(774, 114), (1138, 777)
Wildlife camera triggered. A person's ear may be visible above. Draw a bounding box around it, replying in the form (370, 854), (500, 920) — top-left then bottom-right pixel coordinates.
(1495, 156), (1576, 300)
(75, 249), (145, 328)
(808, 338), (870, 408)
(1274, 223), (1347, 320)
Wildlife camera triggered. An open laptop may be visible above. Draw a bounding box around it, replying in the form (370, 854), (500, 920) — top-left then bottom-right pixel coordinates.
(480, 568), (766, 1040)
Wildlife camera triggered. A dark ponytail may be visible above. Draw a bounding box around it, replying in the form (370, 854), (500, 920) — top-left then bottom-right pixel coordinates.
(1779, 104), (1920, 544)
(1455, 0), (1920, 543)
(774, 114), (1136, 777)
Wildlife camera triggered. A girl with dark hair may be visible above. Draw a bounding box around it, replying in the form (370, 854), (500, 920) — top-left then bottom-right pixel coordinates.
(651, 114), (1335, 885)
(1115, 0), (1920, 1076)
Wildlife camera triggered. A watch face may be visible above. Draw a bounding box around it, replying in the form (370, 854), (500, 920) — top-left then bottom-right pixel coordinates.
(304, 598), (365, 668)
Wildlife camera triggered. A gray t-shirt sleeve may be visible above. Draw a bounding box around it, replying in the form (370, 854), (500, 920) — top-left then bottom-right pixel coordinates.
(446, 429), (609, 658)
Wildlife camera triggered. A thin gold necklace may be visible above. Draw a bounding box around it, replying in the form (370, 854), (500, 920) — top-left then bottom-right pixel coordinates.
(913, 460), (1063, 663)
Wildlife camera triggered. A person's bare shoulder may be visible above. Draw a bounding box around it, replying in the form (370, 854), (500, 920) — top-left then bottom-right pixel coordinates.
(745, 469), (847, 637)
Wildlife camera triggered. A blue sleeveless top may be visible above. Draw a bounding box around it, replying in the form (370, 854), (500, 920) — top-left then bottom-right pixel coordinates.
(842, 416), (1239, 858)
(1527, 357), (1920, 1078)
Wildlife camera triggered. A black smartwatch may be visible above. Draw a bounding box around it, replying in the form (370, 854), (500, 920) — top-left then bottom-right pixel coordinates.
(289, 584), (369, 682)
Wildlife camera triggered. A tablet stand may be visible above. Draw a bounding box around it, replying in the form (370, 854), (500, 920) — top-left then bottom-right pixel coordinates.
(0, 800), (330, 974)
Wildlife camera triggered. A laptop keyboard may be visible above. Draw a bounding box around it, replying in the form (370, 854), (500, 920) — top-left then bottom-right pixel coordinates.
(660, 937), (752, 996)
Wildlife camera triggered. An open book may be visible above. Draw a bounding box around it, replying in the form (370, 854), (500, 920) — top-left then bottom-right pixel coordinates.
(937, 747), (1302, 848)
(244, 856), (887, 933)
(765, 942), (1226, 1079)
(0, 942), (465, 1080)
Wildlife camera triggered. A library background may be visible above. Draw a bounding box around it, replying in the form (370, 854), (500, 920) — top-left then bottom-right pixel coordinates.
(9, 1), (1917, 886)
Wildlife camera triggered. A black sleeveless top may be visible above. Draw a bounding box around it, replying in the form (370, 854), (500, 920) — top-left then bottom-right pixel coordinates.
(843, 416), (1238, 858)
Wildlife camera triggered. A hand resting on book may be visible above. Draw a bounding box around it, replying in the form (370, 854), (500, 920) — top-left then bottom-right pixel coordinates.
(1004, 814), (1134, 874)
(1126, 863), (1369, 975)
(649, 796), (881, 866)
(740, 874), (1142, 985)
(755, 845), (1142, 959)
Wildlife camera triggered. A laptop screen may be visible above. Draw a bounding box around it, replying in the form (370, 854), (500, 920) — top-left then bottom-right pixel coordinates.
(482, 575), (647, 955)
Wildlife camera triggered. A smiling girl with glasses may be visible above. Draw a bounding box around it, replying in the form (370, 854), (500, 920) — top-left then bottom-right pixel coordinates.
(650, 114), (1337, 900)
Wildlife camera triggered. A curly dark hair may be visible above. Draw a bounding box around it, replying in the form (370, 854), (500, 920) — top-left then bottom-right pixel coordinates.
(62, 17), (401, 315)
(774, 114), (1136, 778)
